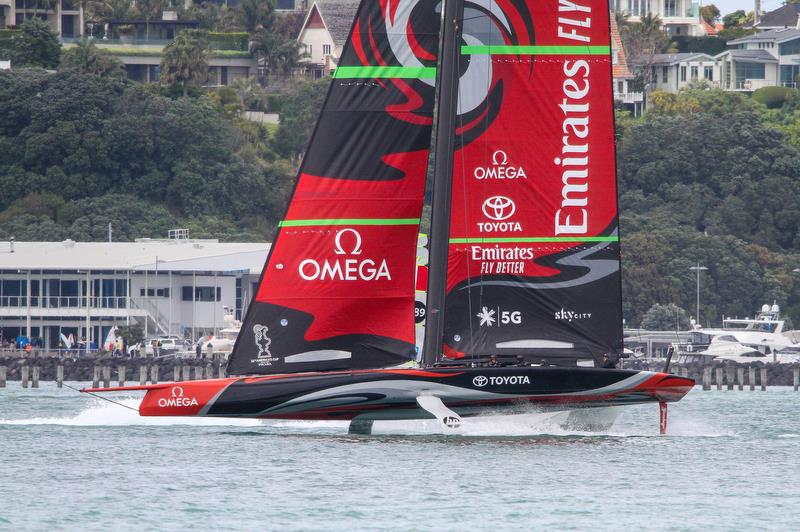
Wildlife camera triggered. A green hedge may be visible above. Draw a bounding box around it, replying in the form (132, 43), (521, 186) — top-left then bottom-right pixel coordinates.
(208, 32), (249, 51)
(752, 86), (796, 109)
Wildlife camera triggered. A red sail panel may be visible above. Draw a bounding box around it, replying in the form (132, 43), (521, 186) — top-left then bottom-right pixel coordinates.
(228, 0), (440, 375)
(444, 1), (621, 360)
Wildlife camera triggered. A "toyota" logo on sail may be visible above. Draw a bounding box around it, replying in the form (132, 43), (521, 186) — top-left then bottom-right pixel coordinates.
(482, 196), (516, 221)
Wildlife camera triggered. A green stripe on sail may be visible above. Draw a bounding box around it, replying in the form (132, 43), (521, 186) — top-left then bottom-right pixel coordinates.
(449, 236), (619, 244)
(461, 45), (610, 55)
(333, 66), (437, 79)
(279, 218), (420, 227)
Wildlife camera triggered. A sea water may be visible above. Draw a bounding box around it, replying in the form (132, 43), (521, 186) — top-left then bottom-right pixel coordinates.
(1, 384), (799, 531)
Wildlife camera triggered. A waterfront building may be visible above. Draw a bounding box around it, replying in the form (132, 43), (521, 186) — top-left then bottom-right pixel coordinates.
(647, 52), (717, 92)
(0, 0), (83, 37)
(296, 0), (356, 79)
(611, 13), (644, 116)
(721, 29), (800, 90)
(752, 3), (800, 31)
(612, 0), (708, 37)
(0, 232), (268, 350)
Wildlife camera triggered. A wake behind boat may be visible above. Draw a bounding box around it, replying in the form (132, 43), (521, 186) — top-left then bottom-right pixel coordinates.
(85, 0), (693, 432)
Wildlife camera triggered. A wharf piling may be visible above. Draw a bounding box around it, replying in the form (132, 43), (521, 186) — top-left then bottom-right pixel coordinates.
(139, 365), (147, 385)
(794, 367), (799, 392)
(726, 367), (734, 390)
(0, 365), (6, 387)
(173, 366), (180, 382)
(702, 366), (711, 390)
(737, 367), (744, 391)
(761, 368), (767, 391)
(749, 367), (756, 391)
(151, 365), (159, 384)
(205, 364), (213, 380)
(92, 366), (100, 388)
(182, 365), (191, 382)
(715, 367), (723, 390)
(102, 366), (111, 388)
(56, 365), (63, 388)
(118, 365), (126, 387)
(21, 365), (29, 388)
(31, 366), (39, 388)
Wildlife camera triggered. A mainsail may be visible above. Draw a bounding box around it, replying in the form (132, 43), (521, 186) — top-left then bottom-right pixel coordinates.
(441, 0), (622, 361)
(227, 0), (440, 375)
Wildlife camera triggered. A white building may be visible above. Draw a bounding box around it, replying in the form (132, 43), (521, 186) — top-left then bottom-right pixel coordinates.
(721, 29), (800, 90)
(648, 52), (717, 92)
(612, 0), (707, 36)
(296, 0), (357, 78)
(0, 234), (268, 350)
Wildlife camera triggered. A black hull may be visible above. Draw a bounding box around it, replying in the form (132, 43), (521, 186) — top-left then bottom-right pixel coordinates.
(86, 367), (694, 421)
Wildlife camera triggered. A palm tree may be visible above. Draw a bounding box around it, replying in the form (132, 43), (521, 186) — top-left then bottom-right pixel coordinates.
(60, 39), (125, 77)
(160, 29), (210, 97)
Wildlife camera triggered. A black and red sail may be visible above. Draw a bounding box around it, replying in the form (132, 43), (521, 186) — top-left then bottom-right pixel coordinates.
(442, 0), (622, 361)
(228, 0), (440, 375)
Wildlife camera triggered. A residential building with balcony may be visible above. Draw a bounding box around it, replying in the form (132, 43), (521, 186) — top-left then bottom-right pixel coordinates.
(610, 12), (644, 115)
(647, 52), (717, 92)
(722, 29), (800, 89)
(0, 0), (83, 37)
(612, 0), (707, 36)
(0, 234), (268, 350)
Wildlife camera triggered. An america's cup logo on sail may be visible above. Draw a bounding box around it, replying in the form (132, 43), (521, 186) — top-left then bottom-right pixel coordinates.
(253, 324), (272, 358)
(298, 229), (391, 282)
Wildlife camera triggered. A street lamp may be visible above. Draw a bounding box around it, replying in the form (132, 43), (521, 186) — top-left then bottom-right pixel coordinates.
(689, 263), (708, 327)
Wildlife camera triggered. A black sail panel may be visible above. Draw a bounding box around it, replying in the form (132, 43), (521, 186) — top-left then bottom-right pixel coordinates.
(228, 0), (440, 375)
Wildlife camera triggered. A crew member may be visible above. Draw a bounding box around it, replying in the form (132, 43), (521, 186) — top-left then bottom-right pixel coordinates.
(600, 353), (616, 369)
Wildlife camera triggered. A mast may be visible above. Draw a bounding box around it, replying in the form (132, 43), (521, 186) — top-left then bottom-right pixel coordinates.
(422, 0), (462, 366)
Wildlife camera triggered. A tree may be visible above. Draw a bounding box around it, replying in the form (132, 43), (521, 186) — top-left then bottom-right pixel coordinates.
(60, 40), (125, 78)
(722, 10), (753, 29)
(237, 0), (275, 33)
(135, 0), (164, 42)
(700, 4), (720, 25)
(11, 18), (61, 68)
(641, 303), (690, 331)
(619, 14), (668, 89)
(249, 25), (303, 82)
(159, 29), (210, 97)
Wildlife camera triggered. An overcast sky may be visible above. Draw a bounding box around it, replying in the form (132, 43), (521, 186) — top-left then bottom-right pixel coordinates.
(717, 0), (784, 16)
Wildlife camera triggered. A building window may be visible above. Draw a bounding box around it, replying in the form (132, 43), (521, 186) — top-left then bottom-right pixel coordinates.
(661, 65), (668, 82)
(690, 66), (698, 80)
(735, 62), (765, 83)
(779, 39), (800, 56)
(780, 65), (800, 87)
(323, 44), (331, 56)
(182, 286), (221, 302)
(664, 0), (677, 17)
(704, 66), (713, 81)
(680, 66), (687, 82)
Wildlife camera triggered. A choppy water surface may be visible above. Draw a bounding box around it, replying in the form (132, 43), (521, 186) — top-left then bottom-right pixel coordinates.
(1, 384), (799, 531)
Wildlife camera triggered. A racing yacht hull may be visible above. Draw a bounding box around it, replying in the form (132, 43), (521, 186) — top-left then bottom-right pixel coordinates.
(83, 367), (693, 422)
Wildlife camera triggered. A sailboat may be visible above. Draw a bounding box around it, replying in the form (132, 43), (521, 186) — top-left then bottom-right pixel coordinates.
(85, 0), (693, 433)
